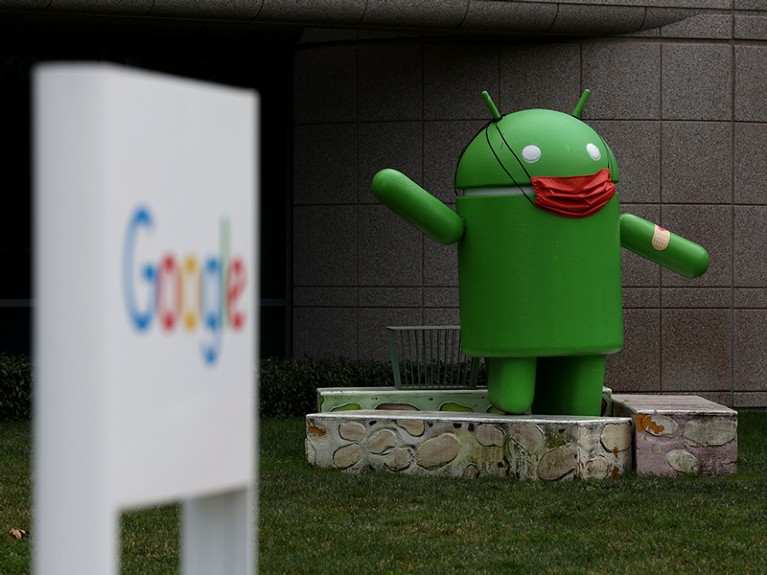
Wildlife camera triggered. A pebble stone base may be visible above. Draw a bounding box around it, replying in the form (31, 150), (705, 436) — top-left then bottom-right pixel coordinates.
(317, 386), (613, 417)
(612, 394), (738, 477)
(306, 410), (633, 481)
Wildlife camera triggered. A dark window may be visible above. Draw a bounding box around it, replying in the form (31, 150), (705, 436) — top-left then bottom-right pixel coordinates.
(0, 17), (298, 358)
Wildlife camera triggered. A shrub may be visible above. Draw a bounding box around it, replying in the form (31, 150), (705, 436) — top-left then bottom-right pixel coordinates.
(0, 353), (401, 421)
(0, 353), (33, 421)
(258, 355), (393, 418)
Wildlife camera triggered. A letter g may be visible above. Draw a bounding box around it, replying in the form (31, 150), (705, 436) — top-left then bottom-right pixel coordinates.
(124, 207), (156, 331)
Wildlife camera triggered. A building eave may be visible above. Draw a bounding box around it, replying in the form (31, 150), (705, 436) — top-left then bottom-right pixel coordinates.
(0, 0), (714, 37)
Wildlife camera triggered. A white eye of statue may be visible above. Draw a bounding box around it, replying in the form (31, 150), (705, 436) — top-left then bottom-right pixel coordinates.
(586, 143), (601, 161)
(521, 144), (541, 163)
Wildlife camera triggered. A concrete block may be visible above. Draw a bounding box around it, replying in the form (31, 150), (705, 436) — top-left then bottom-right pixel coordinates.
(613, 394), (738, 476)
(643, 8), (698, 33)
(661, 122), (732, 203)
(358, 44), (422, 122)
(734, 392), (767, 409)
(294, 307), (359, 358)
(582, 43), (661, 120)
(661, 309), (732, 393)
(590, 120), (661, 204)
(424, 120), (485, 203)
(606, 309), (661, 394)
(735, 15), (767, 41)
(298, 28), (359, 44)
(621, 287), (660, 308)
(735, 206), (767, 286)
(306, 410), (633, 480)
(423, 241), (459, 287)
(294, 286), (358, 307)
(357, 309), (424, 361)
(294, 124), (357, 205)
(358, 287), (422, 308)
(734, 287), (767, 308)
(734, 310), (767, 392)
(294, 46), (358, 124)
(422, 307), (461, 326)
(358, 205), (423, 286)
(358, 122), (422, 204)
(737, 0), (767, 8)
(735, 46), (767, 122)
(735, 123), (767, 204)
(423, 43), (499, 120)
(661, 287), (732, 308)
(293, 205), (358, 286)
(499, 44), (581, 114)
(423, 287), (459, 308)
(660, 12), (733, 40)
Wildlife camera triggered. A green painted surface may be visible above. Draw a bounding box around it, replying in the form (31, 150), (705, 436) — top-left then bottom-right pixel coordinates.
(620, 214), (709, 279)
(329, 402), (362, 412)
(438, 402), (474, 413)
(317, 387), (613, 416)
(456, 194), (623, 357)
(455, 106), (620, 188)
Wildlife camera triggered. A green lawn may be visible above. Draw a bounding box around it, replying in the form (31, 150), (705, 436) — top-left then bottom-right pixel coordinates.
(2, 413), (766, 574)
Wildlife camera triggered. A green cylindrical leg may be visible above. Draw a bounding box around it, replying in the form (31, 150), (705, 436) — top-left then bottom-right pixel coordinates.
(532, 355), (606, 416)
(487, 357), (537, 414)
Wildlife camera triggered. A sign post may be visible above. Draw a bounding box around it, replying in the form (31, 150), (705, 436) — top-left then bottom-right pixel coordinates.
(33, 63), (257, 574)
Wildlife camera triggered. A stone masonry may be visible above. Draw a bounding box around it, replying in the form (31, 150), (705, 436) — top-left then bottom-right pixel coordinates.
(307, 392), (738, 479)
(612, 394), (738, 476)
(306, 410), (633, 480)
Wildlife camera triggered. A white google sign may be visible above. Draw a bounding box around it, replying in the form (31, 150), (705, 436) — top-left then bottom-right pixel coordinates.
(33, 63), (257, 574)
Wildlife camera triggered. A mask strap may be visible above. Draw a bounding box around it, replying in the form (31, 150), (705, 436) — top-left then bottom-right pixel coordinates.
(491, 121), (534, 183)
(597, 134), (614, 177)
(484, 125), (535, 207)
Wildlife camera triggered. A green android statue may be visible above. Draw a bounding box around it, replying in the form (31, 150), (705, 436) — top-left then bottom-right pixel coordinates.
(372, 90), (709, 417)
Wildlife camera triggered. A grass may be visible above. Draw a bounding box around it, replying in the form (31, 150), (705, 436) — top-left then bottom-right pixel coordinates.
(1, 412), (766, 574)
(0, 422), (31, 574)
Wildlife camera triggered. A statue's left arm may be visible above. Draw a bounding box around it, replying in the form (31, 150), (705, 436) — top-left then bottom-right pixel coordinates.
(619, 213), (709, 279)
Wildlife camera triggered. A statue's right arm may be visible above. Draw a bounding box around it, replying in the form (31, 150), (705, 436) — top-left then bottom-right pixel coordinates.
(371, 168), (465, 246)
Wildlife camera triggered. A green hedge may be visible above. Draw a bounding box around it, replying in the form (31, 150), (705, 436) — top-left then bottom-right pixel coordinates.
(258, 355), (393, 418)
(0, 353), (33, 421)
(0, 353), (396, 421)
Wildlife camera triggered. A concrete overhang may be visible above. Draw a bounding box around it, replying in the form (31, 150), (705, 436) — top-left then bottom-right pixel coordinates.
(0, 1), (722, 37)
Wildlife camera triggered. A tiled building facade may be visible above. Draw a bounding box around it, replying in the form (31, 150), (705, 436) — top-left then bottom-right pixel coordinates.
(2, 1), (767, 408)
(289, 3), (767, 409)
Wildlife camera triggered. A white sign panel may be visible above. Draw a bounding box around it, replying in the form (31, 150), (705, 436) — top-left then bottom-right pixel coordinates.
(33, 63), (257, 574)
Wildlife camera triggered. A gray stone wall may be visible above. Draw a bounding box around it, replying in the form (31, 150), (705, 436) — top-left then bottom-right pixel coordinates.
(292, 7), (767, 409)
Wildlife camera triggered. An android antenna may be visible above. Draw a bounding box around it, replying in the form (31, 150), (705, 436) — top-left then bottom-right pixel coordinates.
(572, 89), (590, 118)
(482, 91), (502, 121)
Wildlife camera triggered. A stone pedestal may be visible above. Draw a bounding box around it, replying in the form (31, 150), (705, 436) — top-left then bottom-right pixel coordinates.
(306, 410), (633, 480)
(307, 391), (738, 479)
(612, 394), (738, 477)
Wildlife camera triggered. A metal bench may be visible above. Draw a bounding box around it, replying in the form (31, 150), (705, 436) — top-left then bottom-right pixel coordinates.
(385, 325), (480, 390)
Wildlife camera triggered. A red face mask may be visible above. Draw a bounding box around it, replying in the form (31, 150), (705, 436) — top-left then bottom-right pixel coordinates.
(530, 168), (615, 218)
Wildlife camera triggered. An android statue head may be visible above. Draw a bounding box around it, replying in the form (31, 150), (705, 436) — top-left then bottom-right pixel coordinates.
(455, 90), (620, 218)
